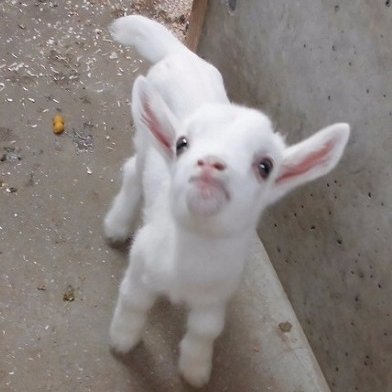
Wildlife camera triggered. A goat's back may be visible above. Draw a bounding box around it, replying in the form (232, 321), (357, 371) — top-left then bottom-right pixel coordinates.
(146, 54), (229, 121)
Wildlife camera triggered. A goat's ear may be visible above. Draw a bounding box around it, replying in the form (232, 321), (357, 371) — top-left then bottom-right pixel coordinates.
(132, 76), (177, 159)
(269, 123), (350, 202)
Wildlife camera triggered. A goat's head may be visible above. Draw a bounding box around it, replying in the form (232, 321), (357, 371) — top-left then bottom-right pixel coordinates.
(132, 76), (350, 235)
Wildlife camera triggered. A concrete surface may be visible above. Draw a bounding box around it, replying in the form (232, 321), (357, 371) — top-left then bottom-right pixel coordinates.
(1, 1), (329, 391)
(198, 1), (392, 391)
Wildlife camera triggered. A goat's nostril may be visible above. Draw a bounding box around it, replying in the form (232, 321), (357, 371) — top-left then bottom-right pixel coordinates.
(213, 162), (226, 171)
(197, 156), (226, 171)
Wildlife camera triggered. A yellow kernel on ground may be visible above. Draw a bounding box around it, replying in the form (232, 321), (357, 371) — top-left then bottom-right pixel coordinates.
(53, 121), (65, 134)
(53, 114), (65, 124)
(53, 114), (65, 134)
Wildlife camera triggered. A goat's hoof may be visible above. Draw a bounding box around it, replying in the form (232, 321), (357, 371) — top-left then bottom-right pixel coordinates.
(179, 357), (211, 388)
(103, 217), (130, 245)
(109, 324), (141, 353)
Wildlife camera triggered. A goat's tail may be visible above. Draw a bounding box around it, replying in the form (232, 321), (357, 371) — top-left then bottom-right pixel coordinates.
(109, 15), (191, 64)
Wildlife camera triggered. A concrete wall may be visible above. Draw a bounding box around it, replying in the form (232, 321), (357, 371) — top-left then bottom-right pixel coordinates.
(198, 1), (392, 391)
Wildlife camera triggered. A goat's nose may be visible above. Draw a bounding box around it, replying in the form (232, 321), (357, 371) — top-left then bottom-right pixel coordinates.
(197, 156), (227, 171)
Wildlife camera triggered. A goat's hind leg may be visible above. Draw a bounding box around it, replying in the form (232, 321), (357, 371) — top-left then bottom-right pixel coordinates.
(104, 156), (142, 243)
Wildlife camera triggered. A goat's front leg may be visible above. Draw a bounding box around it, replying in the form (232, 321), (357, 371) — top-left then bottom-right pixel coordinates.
(109, 261), (156, 353)
(104, 156), (142, 243)
(179, 303), (226, 387)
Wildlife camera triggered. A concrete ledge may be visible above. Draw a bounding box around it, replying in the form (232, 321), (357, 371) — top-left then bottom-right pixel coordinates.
(218, 234), (331, 392)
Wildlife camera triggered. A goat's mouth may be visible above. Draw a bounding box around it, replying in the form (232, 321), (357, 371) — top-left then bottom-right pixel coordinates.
(186, 175), (230, 216)
(189, 175), (230, 200)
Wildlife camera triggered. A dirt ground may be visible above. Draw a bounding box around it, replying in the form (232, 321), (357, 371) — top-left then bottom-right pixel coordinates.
(0, 1), (326, 392)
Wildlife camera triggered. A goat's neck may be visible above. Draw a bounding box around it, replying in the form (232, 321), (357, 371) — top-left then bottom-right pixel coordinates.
(172, 220), (252, 271)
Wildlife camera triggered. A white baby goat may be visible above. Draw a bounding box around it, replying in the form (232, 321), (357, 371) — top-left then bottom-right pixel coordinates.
(104, 15), (350, 387)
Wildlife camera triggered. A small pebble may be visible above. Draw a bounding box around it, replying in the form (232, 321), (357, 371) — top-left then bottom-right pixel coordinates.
(278, 321), (293, 333)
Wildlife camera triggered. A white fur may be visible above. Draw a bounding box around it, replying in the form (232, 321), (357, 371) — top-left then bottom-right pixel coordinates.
(105, 15), (350, 387)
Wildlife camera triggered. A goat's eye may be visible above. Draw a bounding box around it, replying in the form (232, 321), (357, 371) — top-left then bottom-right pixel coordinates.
(175, 136), (189, 156)
(257, 158), (273, 179)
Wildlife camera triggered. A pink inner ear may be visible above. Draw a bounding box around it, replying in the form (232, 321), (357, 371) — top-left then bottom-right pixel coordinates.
(142, 101), (172, 152)
(276, 141), (334, 184)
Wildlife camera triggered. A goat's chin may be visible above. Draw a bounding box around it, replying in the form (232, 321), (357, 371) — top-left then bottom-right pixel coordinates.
(185, 184), (228, 217)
